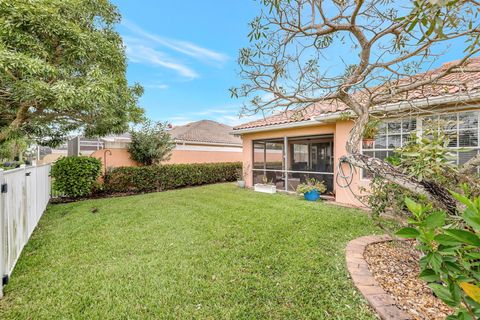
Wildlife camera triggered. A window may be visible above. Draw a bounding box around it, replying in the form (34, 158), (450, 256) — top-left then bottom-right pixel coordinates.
(361, 118), (417, 179)
(252, 139), (285, 189)
(253, 140), (284, 170)
(427, 112), (479, 165)
(361, 110), (480, 179)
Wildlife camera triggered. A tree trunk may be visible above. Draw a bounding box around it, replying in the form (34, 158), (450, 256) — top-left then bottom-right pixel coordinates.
(340, 110), (460, 214)
(460, 152), (480, 174)
(0, 103), (30, 144)
(340, 153), (458, 214)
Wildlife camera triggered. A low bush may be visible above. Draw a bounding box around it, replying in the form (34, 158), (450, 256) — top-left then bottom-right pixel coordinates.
(397, 193), (480, 320)
(366, 121), (480, 218)
(51, 157), (102, 197)
(103, 162), (242, 193)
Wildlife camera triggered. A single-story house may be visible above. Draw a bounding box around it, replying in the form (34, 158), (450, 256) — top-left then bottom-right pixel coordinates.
(233, 58), (480, 207)
(88, 120), (243, 169)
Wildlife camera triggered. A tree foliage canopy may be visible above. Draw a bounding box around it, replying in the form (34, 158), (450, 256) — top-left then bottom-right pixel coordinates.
(0, 0), (144, 146)
(128, 121), (175, 166)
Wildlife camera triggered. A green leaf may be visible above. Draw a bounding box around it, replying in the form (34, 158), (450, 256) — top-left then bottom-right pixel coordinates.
(405, 197), (422, 215)
(444, 261), (462, 274)
(429, 252), (443, 272)
(420, 252), (443, 272)
(429, 283), (458, 307)
(463, 208), (480, 231)
(465, 252), (480, 260)
(445, 229), (480, 247)
(435, 234), (463, 246)
(451, 191), (476, 210)
(419, 269), (440, 282)
(395, 227), (419, 239)
(424, 211), (446, 229)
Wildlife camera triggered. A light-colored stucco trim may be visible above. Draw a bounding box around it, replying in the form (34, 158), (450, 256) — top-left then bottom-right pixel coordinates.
(175, 144), (243, 152)
(174, 140), (242, 147)
(231, 119), (321, 135)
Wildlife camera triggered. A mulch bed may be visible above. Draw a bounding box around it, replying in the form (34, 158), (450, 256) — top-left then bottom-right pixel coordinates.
(364, 240), (453, 319)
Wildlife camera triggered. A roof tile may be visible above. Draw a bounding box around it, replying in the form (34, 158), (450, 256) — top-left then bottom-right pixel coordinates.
(169, 120), (242, 145)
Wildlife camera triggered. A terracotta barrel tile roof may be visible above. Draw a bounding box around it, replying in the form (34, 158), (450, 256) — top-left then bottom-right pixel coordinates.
(235, 100), (348, 130)
(234, 57), (480, 131)
(169, 120), (242, 145)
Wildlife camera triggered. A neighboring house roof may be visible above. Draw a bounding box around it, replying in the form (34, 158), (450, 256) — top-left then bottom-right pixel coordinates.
(234, 57), (480, 131)
(87, 121), (241, 146)
(169, 120), (242, 146)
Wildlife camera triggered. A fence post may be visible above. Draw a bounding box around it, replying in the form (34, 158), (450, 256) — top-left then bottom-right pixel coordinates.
(0, 168), (4, 298)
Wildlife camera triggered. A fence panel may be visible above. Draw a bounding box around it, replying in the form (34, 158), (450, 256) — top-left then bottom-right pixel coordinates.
(0, 164), (51, 298)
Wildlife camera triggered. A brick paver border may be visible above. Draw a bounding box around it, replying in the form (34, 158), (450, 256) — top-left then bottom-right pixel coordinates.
(346, 235), (412, 320)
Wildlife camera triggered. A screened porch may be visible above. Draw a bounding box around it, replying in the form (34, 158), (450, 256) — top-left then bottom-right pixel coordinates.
(252, 135), (335, 194)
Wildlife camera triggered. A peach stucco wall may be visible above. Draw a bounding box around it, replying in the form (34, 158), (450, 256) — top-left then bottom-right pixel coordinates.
(91, 148), (139, 172)
(164, 149), (242, 164)
(240, 121), (368, 207)
(333, 121), (369, 207)
(91, 146), (242, 169)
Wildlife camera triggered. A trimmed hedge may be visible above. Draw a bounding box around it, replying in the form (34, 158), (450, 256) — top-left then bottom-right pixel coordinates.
(103, 162), (242, 193)
(51, 156), (102, 197)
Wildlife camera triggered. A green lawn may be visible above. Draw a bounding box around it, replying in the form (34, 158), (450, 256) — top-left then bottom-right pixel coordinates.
(0, 183), (382, 319)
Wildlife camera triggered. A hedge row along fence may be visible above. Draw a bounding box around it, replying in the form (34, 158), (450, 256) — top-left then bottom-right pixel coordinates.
(51, 157), (102, 198)
(103, 162), (242, 194)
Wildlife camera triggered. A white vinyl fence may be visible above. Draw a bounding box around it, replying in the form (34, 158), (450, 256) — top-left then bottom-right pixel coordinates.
(0, 164), (51, 298)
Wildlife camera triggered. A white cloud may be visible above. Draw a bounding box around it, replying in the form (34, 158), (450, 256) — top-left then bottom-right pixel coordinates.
(144, 84), (169, 90)
(214, 114), (260, 126)
(166, 105), (261, 127)
(166, 116), (195, 126)
(192, 105), (238, 116)
(124, 42), (199, 79)
(123, 20), (229, 65)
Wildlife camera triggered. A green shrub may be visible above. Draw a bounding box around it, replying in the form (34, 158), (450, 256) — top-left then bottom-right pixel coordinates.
(51, 157), (102, 197)
(103, 162), (242, 193)
(397, 194), (480, 320)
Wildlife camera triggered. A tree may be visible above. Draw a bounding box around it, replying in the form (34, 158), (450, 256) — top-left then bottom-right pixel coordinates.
(128, 121), (175, 166)
(232, 0), (480, 212)
(0, 137), (29, 161)
(0, 0), (144, 147)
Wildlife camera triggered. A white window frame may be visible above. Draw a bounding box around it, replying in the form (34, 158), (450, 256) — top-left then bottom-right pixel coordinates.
(360, 110), (480, 181)
(360, 116), (419, 181)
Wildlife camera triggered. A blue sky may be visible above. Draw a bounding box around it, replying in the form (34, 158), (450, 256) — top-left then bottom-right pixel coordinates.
(112, 1), (471, 127)
(111, 0), (262, 126)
